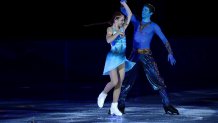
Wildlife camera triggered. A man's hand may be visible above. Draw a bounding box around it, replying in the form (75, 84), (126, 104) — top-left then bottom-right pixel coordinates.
(120, 6), (127, 15)
(168, 53), (176, 66)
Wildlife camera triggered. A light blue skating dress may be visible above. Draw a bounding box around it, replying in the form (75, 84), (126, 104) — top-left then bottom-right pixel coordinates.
(103, 27), (135, 75)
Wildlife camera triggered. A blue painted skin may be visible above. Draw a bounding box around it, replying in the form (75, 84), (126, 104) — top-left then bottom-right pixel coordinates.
(120, 5), (176, 65)
(118, 3), (179, 113)
(120, 0), (126, 2)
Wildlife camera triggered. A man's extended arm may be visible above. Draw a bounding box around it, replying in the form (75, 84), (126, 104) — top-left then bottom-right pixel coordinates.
(154, 24), (176, 65)
(120, 3), (139, 27)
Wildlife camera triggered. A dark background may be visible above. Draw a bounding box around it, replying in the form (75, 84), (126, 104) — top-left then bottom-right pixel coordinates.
(0, 0), (218, 100)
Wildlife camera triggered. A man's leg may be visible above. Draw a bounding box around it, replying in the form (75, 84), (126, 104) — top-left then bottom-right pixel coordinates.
(141, 54), (179, 115)
(116, 50), (139, 113)
(118, 63), (139, 113)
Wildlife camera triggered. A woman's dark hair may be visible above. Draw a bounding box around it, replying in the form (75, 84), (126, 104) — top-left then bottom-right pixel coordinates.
(108, 11), (124, 25)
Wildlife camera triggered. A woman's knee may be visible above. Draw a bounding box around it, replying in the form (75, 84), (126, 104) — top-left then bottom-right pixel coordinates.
(115, 81), (122, 88)
(111, 80), (119, 86)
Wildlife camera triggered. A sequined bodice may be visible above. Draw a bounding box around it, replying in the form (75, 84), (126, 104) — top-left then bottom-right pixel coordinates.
(110, 27), (126, 54)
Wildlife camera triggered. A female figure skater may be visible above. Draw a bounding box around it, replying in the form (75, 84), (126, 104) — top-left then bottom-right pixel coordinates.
(97, 0), (135, 116)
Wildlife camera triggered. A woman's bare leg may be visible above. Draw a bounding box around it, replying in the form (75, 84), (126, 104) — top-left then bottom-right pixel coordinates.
(102, 69), (119, 94)
(113, 63), (125, 102)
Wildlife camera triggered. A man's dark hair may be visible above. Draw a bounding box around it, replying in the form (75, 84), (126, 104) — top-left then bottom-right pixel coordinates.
(144, 3), (155, 13)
